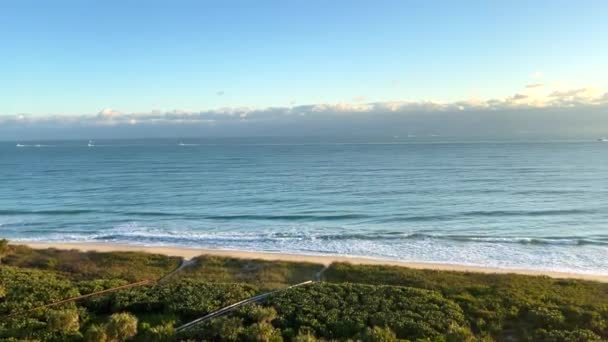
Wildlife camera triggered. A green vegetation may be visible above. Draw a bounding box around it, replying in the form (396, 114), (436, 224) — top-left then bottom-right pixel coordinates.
(0, 239), (9, 265)
(1, 244), (607, 341)
(268, 283), (468, 340)
(175, 255), (322, 289)
(4, 245), (181, 282)
(324, 263), (608, 341)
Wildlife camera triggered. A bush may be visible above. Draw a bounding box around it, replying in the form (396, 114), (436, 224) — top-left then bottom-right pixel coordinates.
(359, 326), (398, 342)
(527, 307), (566, 328)
(84, 324), (107, 342)
(210, 317), (244, 342)
(269, 282), (466, 340)
(325, 262), (608, 339)
(46, 309), (80, 334)
(242, 322), (283, 342)
(107, 280), (257, 319)
(177, 255), (324, 289)
(533, 328), (602, 341)
(291, 331), (318, 342)
(106, 313), (138, 342)
(138, 322), (175, 342)
(4, 246), (181, 282)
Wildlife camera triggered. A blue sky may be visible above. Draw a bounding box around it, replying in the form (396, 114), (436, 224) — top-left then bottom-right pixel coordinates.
(1, 0), (607, 116)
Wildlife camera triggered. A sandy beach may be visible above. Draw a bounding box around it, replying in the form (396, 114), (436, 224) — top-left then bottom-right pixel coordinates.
(21, 241), (608, 283)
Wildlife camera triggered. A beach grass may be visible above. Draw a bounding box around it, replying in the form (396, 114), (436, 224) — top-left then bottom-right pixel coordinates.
(175, 255), (324, 289)
(4, 244), (182, 282)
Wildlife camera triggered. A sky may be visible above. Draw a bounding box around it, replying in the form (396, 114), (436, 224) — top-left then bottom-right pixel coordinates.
(1, 0), (607, 140)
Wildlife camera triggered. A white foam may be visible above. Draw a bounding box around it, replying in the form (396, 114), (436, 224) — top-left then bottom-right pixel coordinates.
(6, 222), (608, 275)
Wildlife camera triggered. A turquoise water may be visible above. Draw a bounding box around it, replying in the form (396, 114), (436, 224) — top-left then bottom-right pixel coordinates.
(1, 139), (607, 274)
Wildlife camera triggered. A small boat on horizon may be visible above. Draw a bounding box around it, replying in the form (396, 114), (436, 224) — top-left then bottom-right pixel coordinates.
(88, 140), (94, 147)
(597, 138), (608, 142)
(16, 143), (25, 147)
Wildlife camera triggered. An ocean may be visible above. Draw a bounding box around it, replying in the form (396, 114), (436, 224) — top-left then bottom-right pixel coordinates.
(1, 138), (607, 274)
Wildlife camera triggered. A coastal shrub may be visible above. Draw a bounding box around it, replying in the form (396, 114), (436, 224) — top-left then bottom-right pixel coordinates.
(177, 304), (282, 341)
(0, 268), (82, 340)
(527, 307), (566, 328)
(0, 239), (9, 265)
(268, 282), (467, 340)
(103, 280), (257, 319)
(533, 328), (602, 341)
(291, 331), (319, 342)
(84, 324), (107, 342)
(445, 322), (477, 342)
(106, 313), (138, 342)
(241, 305), (278, 324)
(0, 266), (79, 315)
(46, 309), (80, 334)
(210, 317), (245, 341)
(137, 322), (176, 342)
(2, 247), (608, 341)
(324, 262), (608, 339)
(4, 246), (181, 282)
(242, 322), (283, 342)
(358, 326), (398, 342)
(76, 279), (131, 313)
(176, 255), (324, 289)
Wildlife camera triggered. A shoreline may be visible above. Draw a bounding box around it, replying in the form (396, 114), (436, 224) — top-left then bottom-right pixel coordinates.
(20, 241), (608, 283)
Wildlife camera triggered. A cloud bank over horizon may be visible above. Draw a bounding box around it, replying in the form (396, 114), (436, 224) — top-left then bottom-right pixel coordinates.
(2, 84), (608, 141)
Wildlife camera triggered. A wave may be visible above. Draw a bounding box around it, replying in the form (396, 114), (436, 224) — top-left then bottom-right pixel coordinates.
(311, 233), (608, 246)
(91, 233), (608, 246)
(12, 229), (602, 247)
(66, 223), (608, 247)
(0, 209), (96, 215)
(119, 211), (183, 217)
(3, 209), (592, 222)
(430, 235), (608, 246)
(88, 233), (608, 247)
(15, 144), (55, 147)
(8, 222), (608, 253)
(204, 214), (370, 221)
(376, 209), (594, 223)
(460, 209), (593, 217)
(0, 209), (369, 221)
(0, 209), (189, 218)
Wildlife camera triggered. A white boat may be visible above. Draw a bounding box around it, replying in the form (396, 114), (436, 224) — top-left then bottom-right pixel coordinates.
(16, 143), (25, 147)
(87, 140), (94, 147)
(597, 138), (608, 142)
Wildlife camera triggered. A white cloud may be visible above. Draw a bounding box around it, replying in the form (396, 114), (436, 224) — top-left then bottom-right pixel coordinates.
(1, 84), (607, 137)
(98, 108), (122, 118)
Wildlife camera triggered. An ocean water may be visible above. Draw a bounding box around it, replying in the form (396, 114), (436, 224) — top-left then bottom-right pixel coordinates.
(1, 138), (607, 274)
